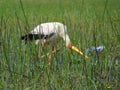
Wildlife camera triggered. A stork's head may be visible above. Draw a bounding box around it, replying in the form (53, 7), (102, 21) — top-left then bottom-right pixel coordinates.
(61, 33), (88, 58)
(66, 42), (88, 58)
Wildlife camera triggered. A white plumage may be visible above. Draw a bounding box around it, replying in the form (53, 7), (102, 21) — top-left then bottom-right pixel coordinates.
(21, 22), (88, 58)
(21, 22), (71, 48)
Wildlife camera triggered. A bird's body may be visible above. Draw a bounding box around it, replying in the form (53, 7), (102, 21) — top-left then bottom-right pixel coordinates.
(21, 22), (88, 58)
(21, 22), (71, 48)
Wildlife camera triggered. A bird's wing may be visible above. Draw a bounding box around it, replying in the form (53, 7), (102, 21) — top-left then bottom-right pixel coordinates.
(26, 24), (56, 40)
(30, 25), (42, 34)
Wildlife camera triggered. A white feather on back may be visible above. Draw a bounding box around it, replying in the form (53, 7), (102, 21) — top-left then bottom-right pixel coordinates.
(29, 22), (70, 45)
(30, 22), (66, 35)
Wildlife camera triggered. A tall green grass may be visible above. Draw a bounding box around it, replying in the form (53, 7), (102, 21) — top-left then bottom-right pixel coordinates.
(0, 0), (120, 89)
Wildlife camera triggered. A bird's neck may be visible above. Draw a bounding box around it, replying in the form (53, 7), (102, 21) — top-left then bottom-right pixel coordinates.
(64, 34), (71, 48)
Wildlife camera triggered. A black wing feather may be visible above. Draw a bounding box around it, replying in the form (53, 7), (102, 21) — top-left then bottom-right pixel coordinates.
(21, 33), (55, 41)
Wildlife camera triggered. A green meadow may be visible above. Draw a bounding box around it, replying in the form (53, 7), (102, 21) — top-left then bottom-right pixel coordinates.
(0, 0), (120, 89)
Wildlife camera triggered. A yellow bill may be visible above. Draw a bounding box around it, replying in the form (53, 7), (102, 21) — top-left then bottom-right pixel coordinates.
(71, 45), (88, 58)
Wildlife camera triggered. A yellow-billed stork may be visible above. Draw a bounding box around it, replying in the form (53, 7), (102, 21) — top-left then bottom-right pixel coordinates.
(21, 22), (88, 58)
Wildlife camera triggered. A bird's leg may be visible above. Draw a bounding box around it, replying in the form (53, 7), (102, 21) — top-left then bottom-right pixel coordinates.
(41, 42), (45, 52)
(48, 45), (55, 65)
(37, 42), (45, 59)
(52, 45), (55, 51)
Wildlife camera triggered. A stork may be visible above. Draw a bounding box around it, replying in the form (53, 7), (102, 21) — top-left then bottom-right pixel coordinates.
(21, 22), (88, 60)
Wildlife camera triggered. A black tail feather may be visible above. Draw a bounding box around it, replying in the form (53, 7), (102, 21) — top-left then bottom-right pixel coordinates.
(21, 33), (55, 41)
(21, 34), (40, 41)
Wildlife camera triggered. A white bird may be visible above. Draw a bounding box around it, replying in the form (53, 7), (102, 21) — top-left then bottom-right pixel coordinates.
(21, 22), (88, 58)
